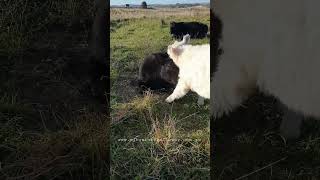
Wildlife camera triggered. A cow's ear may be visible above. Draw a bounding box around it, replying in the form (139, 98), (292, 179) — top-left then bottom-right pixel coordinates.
(171, 47), (181, 55)
(168, 45), (179, 55)
(168, 46), (182, 64)
(183, 34), (190, 44)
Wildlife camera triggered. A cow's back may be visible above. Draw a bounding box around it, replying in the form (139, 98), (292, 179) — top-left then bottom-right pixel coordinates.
(214, 0), (320, 117)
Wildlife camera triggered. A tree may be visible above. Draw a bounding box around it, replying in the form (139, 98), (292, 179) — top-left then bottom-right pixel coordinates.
(141, 1), (147, 9)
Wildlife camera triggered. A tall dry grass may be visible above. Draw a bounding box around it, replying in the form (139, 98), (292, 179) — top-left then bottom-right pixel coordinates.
(110, 6), (210, 20)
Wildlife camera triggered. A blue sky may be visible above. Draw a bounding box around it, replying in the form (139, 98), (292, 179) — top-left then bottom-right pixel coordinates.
(110, 0), (210, 5)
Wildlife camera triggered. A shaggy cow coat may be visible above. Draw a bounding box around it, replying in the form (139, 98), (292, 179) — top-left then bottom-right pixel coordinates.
(170, 21), (208, 39)
(166, 34), (210, 104)
(213, 0), (320, 138)
(138, 53), (179, 92)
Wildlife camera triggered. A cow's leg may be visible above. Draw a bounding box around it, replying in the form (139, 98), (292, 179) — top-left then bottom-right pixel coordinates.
(211, 59), (253, 118)
(279, 102), (303, 139)
(166, 79), (190, 103)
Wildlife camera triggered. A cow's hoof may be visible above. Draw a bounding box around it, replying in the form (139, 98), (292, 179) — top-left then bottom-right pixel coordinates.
(165, 96), (174, 103)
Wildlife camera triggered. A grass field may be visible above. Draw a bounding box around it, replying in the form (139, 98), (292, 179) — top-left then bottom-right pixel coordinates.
(2, 2), (320, 179)
(0, 1), (108, 179)
(110, 6), (210, 20)
(110, 7), (210, 179)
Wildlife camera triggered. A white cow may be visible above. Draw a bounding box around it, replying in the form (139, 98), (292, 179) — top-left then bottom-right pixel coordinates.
(212, 1), (320, 138)
(166, 34), (210, 105)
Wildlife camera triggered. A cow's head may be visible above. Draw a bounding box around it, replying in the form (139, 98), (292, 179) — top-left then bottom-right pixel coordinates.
(167, 34), (190, 65)
(171, 34), (190, 47)
(170, 21), (176, 27)
(167, 45), (182, 65)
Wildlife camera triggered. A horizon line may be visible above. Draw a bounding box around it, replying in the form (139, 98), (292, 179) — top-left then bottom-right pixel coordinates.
(110, 2), (209, 6)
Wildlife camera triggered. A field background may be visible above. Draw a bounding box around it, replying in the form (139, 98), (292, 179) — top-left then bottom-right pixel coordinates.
(2, 1), (319, 179)
(0, 1), (108, 179)
(110, 6), (210, 179)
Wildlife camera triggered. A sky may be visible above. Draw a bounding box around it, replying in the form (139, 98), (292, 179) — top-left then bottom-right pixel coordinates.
(110, 0), (210, 6)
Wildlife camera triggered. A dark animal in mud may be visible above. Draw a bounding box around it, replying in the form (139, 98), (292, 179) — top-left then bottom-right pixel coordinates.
(137, 53), (179, 92)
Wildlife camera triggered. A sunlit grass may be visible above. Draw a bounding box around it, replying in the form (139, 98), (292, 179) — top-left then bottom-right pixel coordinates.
(110, 7), (210, 178)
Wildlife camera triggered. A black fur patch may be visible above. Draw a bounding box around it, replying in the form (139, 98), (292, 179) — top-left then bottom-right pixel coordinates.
(170, 21), (208, 39)
(137, 52), (179, 93)
(211, 11), (223, 78)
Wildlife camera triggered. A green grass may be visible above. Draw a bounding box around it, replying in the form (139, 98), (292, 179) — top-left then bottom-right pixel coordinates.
(0, 1), (108, 179)
(4, 2), (320, 179)
(0, 0), (94, 58)
(0, 91), (109, 179)
(110, 13), (210, 179)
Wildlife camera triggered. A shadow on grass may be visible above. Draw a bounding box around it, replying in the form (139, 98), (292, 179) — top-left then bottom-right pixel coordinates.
(213, 92), (320, 179)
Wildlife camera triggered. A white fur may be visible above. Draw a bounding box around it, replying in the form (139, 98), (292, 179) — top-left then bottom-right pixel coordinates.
(166, 36), (210, 103)
(212, 0), (320, 119)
